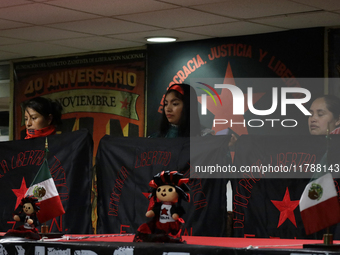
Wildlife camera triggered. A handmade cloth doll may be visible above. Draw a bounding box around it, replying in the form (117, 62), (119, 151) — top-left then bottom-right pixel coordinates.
(133, 170), (190, 243)
(5, 196), (41, 240)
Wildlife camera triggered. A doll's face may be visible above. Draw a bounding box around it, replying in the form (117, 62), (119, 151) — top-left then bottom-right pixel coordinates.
(23, 202), (34, 215)
(156, 185), (178, 202)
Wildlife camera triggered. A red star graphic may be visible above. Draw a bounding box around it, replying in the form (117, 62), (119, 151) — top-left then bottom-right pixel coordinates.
(12, 177), (28, 210)
(197, 62), (264, 135)
(271, 187), (300, 228)
(120, 98), (129, 109)
(161, 208), (168, 215)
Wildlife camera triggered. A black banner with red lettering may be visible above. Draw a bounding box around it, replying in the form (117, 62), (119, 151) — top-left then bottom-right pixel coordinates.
(0, 130), (93, 234)
(232, 135), (340, 239)
(96, 135), (229, 236)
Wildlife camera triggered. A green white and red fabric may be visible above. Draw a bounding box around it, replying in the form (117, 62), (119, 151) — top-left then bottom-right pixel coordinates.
(25, 159), (65, 223)
(299, 172), (340, 235)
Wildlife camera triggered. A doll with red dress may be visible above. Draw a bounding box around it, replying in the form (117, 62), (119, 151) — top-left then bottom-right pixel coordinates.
(133, 170), (190, 243)
(5, 196), (41, 240)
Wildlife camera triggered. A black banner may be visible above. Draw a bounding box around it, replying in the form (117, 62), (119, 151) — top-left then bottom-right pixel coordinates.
(0, 130), (93, 234)
(232, 135), (340, 239)
(96, 136), (229, 236)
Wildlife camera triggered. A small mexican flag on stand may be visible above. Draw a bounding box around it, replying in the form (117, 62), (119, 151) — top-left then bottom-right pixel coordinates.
(25, 138), (65, 223)
(299, 172), (340, 235)
(299, 133), (340, 235)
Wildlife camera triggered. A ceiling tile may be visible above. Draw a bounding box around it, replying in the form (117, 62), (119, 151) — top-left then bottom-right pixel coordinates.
(0, 0), (28, 8)
(0, 0), (339, 62)
(192, 0), (318, 19)
(0, 37), (29, 46)
(0, 2), (99, 25)
(160, 0), (229, 6)
(0, 26), (89, 41)
(0, 42), (86, 57)
(0, 51), (25, 61)
(291, 0), (340, 11)
(49, 36), (143, 51)
(48, 18), (158, 35)
(118, 7), (236, 29)
(253, 11), (340, 29)
(177, 22), (285, 37)
(47, 0), (177, 16)
(0, 19), (31, 30)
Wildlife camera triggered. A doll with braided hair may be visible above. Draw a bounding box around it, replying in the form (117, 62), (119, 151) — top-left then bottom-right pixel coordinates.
(133, 170), (190, 243)
(5, 196), (41, 240)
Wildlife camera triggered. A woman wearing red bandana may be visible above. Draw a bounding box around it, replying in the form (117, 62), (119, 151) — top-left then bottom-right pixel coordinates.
(22, 97), (62, 139)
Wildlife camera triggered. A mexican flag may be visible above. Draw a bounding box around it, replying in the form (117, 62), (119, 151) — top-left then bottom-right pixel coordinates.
(299, 171), (340, 235)
(25, 158), (65, 223)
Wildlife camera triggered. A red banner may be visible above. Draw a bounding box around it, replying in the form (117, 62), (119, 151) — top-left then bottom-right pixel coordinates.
(13, 50), (146, 155)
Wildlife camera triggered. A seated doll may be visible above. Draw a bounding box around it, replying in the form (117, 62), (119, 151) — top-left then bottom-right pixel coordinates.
(5, 196), (41, 240)
(133, 170), (190, 243)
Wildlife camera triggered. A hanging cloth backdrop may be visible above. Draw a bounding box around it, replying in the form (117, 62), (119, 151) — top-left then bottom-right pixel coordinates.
(232, 135), (340, 239)
(0, 130), (93, 234)
(96, 135), (230, 236)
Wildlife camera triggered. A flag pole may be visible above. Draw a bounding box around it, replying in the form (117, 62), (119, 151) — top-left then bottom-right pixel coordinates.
(41, 137), (49, 234)
(324, 227), (333, 245)
(323, 126), (333, 245)
(45, 137), (49, 158)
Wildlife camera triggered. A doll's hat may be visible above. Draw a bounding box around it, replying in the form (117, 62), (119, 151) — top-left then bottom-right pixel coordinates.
(20, 195), (40, 211)
(149, 170), (189, 189)
(149, 170), (190, 202)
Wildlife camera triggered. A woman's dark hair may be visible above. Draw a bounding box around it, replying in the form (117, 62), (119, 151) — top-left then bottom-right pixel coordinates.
(322, 95), (340, 121)
(159, 83), (201, 137)
(22, 97), (62, 126)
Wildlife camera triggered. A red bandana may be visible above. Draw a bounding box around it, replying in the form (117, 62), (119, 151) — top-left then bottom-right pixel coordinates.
(170, 85), (184, 95)
(25, 125), (56, 139)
